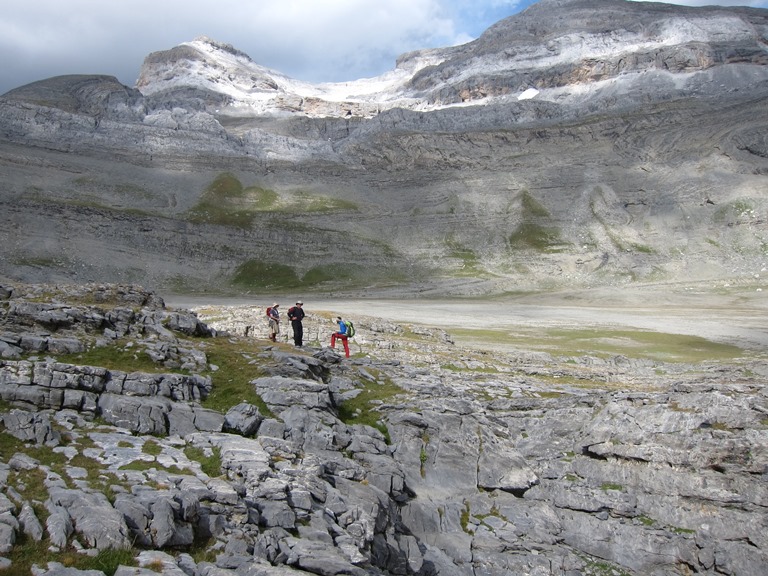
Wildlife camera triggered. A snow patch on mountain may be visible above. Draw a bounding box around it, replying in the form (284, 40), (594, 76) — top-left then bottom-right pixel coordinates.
(134, 6), (768, 120)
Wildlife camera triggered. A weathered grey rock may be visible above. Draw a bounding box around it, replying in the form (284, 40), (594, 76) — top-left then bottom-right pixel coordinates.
(223, 403), (263, 436)
(46, 337), (84, 355)
(253, 377), (333, 413)
(150, 497), (194, 548)
(18, 500), (44, 541)
(44, 506), (73, 549)
(33, 563), (107, 576)
(282, 536), (370, 576)
(0, 340), (21, 359)
(47, 488), (131, 550)
(2, 281), (768, 575)
(477, 444), (538, 494)
(164, 310), (212, 337)
(256, 501), (295, 530)
(98, 393), (171, 435)
(166, 402), (224, 436)
(113, 495), (153, 547)
(0, 494), (16, 517)
(2, 409), (61, 446)
(0, 519), (14, 554)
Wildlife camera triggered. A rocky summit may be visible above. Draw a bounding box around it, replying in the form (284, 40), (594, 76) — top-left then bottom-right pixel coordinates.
(0, 281), (766, 576)
(1, 0), (767, 296)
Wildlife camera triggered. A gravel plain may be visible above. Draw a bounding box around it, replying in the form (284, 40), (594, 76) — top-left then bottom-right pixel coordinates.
(168, 283), (768, 353)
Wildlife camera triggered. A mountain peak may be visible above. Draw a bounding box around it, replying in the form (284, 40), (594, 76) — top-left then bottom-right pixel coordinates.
(133, 1), (768, 119)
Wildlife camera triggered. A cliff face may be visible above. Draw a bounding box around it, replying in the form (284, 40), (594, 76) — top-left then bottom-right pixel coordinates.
(1, 0), (767, 295)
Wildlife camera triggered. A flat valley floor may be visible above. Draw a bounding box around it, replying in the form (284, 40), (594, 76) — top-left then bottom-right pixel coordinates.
(168, 283), (768, 357)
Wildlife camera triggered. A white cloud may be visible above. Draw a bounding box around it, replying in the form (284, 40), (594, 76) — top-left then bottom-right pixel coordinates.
(0, 0), (476, 94)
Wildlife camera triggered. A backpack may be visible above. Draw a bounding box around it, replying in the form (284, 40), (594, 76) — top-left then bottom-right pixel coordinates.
(344, 320), (356, 338)
(266, 307), (273, 318)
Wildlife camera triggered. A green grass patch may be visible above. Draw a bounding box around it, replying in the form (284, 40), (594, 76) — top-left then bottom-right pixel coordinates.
(336, 372), (406, 442)
(291, 191), (358, 212)
(460, 501), (472, 533)
(448, 326), (745, 363)
(199, 337), (272, 415)
(0, 433), (69, 474)
(444, 238), (488, 277)
(713, 199), (753, 224)
(186, 174), (358, 228)
(185, 445), (223, 477)
(142, 439), (163, 456)
(628, 242), (655, 254)
(187, 536), (218, 565)
(301, 263), (367, 287)
(520, 190), (550, 217)
(600, 482), (624, 492)
(0, 432), (138, 575)
(8, 536), (137, 576)
(508, 191), (568, 253)
(509, 221), (565, 252)
(545, 328), (743, 363)
(232, 259), (404, 292)
(232, 260), (303, 290)
(57, 341), (183, 375)
(245, 185), (279, 209)
(186, 173), (266, 228)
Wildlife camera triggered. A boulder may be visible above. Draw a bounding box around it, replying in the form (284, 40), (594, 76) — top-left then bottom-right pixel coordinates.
(223, 403), (263, 436)
(47, 488), (131, 550)
(2, 410), (61, 446)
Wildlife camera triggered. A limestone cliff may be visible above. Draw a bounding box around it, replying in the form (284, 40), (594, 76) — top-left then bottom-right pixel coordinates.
(0, 0), (767, 295)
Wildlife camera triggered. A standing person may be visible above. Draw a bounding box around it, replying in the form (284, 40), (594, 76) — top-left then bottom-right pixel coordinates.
(287, 301), (305, 347)
(266, 303), (280, 342)
(330, 316), (350, 358)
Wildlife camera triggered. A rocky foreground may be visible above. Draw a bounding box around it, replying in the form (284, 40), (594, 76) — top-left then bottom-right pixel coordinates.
(0, 283), (766, 576)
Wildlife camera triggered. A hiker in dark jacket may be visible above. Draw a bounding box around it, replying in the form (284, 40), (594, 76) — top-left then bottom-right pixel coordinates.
(287, 301), (305, 347)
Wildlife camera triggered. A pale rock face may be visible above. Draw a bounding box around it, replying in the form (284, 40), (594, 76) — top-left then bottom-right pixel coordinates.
(132, 3), (768, 119)
(0, 0), (767, 295)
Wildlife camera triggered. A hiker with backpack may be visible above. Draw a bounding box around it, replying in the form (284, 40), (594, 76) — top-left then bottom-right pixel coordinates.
(330, 316), (352, 358)
(287, 301), (305, 347)
(266, 303), (280, 342)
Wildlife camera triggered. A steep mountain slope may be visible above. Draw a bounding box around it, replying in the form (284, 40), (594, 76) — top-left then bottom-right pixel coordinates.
(1, 0), (767, 295)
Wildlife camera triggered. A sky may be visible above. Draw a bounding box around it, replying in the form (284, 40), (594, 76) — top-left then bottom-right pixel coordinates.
(2, 0), (767, 96)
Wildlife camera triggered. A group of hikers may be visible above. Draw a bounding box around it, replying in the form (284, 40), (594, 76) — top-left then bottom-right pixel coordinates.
(265, 301), (352, 357)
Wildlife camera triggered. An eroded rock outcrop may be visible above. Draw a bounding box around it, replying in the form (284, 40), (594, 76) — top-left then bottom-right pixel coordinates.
(0, 283), (765, 575)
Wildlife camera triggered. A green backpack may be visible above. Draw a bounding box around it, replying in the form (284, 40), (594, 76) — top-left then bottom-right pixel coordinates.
(344, 320), (356, 338)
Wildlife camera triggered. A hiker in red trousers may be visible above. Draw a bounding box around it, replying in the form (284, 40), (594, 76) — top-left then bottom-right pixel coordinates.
(330, 316), (350, 357)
